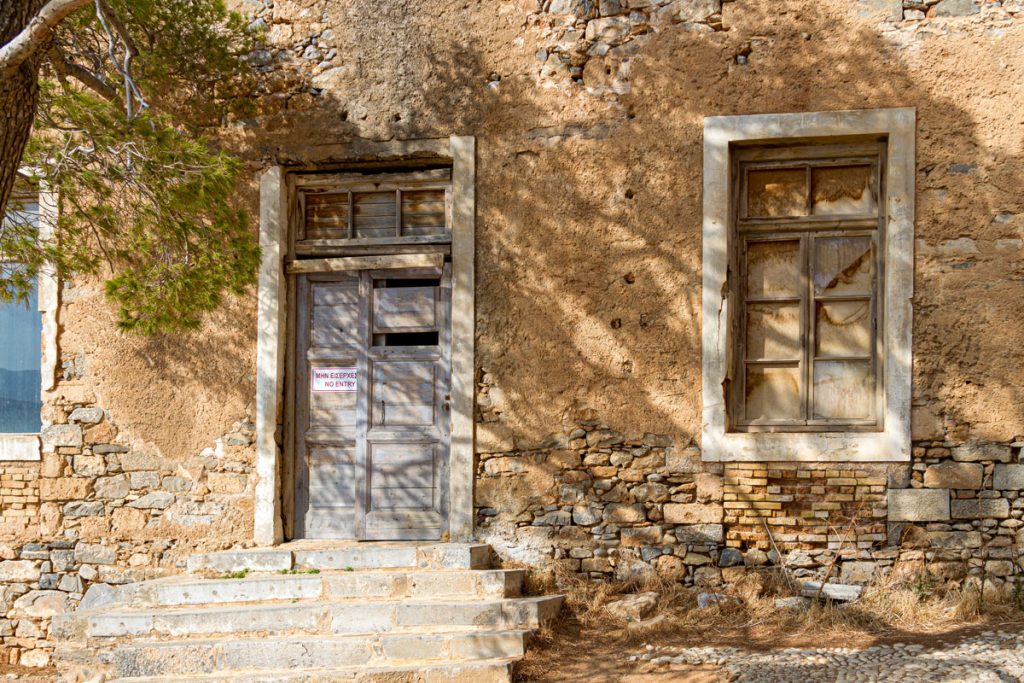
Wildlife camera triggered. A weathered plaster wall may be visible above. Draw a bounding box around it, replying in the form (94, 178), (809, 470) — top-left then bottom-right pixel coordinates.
(1, 0), (1024, 667)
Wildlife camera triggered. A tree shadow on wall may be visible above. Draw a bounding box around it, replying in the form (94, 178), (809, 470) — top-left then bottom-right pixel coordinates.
(291, 0), (1024, 450)
(232, 1), (1024, 547)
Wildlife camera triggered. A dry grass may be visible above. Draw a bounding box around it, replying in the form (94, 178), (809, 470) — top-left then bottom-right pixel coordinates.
(516, 563), (1024, 682)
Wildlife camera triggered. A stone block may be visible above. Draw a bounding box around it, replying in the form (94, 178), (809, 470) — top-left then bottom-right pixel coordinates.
(63, 501), (105, 518)
(840, 561), (876, 584)
(933, 0), (979, 16)
(482, 457), (526, 476)
(94, 475), (130, 500)
(664, 503), (723, 524)
(74, 543), (116, 565)
(993, 464), (1024, 491)
(603, 503), (646, 523)
(547, 450), (580, 469)
(674, 523), (724, 544)
(856, 0), (903, 21)
(161, 476), (194, 493)
(695, 473), (723, 503)
(11, 590), (68, 618)
(952, 443), (1011, 463)
(111, 507), (148, 533)
(51, 549), (75, 572)
(581, 557), (612, 572)
(93, 444), (128, 455)
(41, 424), (82, 448)
(572, 504), (601, 526)
(718, 547), (742, 567)
(951, 498), (1009, 520)
(68, 407), (104, 424)
(621, 527), (663, 547)
(0, 560), (41, 582)
(666, 446), (702, 473)
(927, 530), (983, 549)
(39, 477), (91, 501)
(72, 454), (106, 477)
(887, 488), (949, 522)
(121, 453), (166, 471)
(129, 471), (160, 489)
(585, 17), (632, 45)
(632, 483), (669, 503)
(208, 473), (248, 494)
(128, 492), (174, 510)
(924, 462), (982, 490)
(985, 560), (1015, 577)
(665, 0), (720, 22)
(606, 592), (659, 622)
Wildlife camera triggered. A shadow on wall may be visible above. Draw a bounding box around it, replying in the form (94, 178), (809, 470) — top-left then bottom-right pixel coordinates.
(252, 0), (1024, 451)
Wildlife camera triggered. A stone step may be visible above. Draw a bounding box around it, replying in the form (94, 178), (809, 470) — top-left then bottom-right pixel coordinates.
(78, 568), (526, 610)
(187, 543), (491, 574)
(105, 658), (516, 683)
(76, 631), (529, 678)
(74, 596), (563, 640)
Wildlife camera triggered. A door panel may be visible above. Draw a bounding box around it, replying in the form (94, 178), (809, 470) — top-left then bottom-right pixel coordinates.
(372, 287), (438, 332)
(294, 275), (361, 539)
(293, 266), (450, 540)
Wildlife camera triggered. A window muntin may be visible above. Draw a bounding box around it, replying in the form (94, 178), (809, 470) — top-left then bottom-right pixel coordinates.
(0, 201), (42, 434)
(731, 144), (885, 432)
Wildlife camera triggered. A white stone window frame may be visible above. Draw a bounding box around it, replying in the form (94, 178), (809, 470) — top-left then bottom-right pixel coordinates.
(701, 108), (915, 463)
(0, 174), (59, 462)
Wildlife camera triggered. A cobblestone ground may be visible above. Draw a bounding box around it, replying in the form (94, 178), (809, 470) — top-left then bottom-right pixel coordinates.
(631, 631), (1024, 682)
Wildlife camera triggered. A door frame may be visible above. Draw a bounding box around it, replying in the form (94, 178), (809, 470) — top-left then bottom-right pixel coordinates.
(253, 136), (476, 545)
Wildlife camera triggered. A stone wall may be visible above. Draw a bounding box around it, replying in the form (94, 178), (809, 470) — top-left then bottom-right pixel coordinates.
(0, 375), (255, 667)
(3, 0), (1024, 669)
(475, 422), (1023, 592)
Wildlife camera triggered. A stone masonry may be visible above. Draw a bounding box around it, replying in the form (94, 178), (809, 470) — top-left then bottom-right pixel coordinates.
(4, 0), (1024, 670)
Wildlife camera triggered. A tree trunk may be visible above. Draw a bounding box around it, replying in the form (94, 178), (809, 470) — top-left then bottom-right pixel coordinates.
(0, 0), (46, 217)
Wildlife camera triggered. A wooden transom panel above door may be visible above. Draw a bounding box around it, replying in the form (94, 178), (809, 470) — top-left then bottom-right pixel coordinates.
(293, 266), (452, 540)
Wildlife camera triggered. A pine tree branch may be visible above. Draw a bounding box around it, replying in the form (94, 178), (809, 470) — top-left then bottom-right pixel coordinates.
(48, 46), (119, 103)
(0, 0), (93, 77)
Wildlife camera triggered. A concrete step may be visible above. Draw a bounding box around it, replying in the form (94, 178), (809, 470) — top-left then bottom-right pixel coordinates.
(78, 568), (526, 610)
(105, 658), (516, 683)
(187, 543), (491, 574)
(75, 595), (563, 639)
(80, 630), (529, 678)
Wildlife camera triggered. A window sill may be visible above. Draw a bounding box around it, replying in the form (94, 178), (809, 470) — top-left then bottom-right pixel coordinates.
(0, 434), (41, 461)
(701, 427), (909, 462)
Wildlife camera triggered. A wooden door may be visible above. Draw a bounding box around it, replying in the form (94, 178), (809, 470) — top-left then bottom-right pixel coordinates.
(293, 265), (451, 540)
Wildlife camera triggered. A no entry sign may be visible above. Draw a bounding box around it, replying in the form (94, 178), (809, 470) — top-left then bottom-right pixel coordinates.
(311, 367), (357, 393)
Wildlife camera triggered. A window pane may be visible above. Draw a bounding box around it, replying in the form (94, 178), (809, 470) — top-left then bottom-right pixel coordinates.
(745, 364), (801, 421)
(816, 301), (872, 358)
(0, 268), (41, 433)
(813, 360), (873, 420)
(814, 236), (873, 296)
(746, 168), (807, 217)
(746, 240), (801, 297)
(812, 165), (876, 216)
(747, 303), (800, 360)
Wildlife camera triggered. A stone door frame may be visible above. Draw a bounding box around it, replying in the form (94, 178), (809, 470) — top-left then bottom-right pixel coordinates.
(253, 135), (476, 545)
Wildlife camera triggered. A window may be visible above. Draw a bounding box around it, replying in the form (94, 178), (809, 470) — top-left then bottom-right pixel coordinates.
(701, 109), (914, 463)
(732, 144), (884, 431)
(0, 183), (57, 462)
(0, 200), (42, 435)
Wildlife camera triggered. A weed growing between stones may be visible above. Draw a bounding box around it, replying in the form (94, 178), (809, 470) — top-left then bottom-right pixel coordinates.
(219, 569), (250, 580)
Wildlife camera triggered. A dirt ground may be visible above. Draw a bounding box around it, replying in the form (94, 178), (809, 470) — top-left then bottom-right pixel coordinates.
(519, 616), (1024, 682)
(0, 663), (53, 682)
